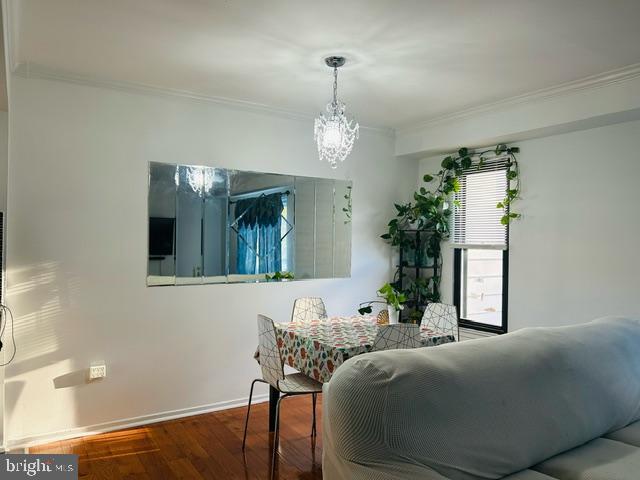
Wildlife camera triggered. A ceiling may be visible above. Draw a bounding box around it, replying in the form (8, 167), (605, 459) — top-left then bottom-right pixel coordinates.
(10, 0), (640, 128)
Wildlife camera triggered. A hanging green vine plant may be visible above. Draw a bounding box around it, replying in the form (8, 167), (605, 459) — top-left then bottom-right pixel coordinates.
(342, 185), (352, 224)
(383, 143), (521, 244)
(492, 144), (521, 225)
(380, 143), (521, 307)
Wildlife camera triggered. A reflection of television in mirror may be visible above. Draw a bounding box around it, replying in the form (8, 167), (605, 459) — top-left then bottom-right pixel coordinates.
(149, 217), (175, 256)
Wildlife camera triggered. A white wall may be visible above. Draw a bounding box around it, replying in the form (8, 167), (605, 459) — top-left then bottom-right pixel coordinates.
(5, 75), (416, 445)
(419, 119), (640, 331)
(0, 111), (7, 212)
(0, 110), (7, 450)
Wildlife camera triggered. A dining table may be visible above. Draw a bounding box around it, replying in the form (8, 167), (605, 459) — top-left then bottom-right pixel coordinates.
(258, 315), (456, 431)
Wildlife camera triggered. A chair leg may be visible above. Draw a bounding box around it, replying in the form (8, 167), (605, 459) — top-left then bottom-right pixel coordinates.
(311, 393), (317, 437)
(242, 379), (263, 451)
(271, 394), (287, 480)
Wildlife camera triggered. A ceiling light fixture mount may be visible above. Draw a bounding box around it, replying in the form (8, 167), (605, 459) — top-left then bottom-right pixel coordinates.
(314, 56), (359, 169)
(325, 56), (346, 68)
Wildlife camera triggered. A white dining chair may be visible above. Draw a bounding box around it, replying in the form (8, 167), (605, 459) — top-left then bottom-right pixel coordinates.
(291, 297), (327, 322)
(421, 303), (459, 341)
(373, 324), (421, 351)
(243, 315), (323, 480)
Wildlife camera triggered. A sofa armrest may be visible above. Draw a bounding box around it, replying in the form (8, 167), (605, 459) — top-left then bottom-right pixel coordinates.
(323, 382), (451, 480)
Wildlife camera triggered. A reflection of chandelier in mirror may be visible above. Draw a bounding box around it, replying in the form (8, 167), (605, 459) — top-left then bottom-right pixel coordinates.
(314, 56), (359, 169)
(182, 167), (215, 193)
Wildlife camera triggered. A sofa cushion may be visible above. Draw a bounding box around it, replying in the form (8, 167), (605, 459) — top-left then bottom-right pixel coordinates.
(533, 438), (640, 480)
(604, 420), (640, 447)
(325, 317), (640, 480)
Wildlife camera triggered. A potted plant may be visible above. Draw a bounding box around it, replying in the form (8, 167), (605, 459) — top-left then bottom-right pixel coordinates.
(264, 271), (295, 282)
(377, 283), (407, 324)
(357, 283), (408, 324)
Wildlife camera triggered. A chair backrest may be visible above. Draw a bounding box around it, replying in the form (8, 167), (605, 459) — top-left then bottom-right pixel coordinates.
(373, 324), (421, 351)
(257, 314), (285, 388)
(421, 303), (459, 341)
(291, 297), (327, 322)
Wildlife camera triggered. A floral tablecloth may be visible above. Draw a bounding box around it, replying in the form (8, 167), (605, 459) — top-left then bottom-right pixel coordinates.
(273, 316), (455, 383)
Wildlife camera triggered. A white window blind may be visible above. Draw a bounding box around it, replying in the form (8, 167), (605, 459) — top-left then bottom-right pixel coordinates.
(451, 158), (508, 250)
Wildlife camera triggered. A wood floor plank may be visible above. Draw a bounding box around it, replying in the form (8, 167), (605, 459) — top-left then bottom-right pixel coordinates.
(25, 395), (323, 479)
(168, 458), (207, 480)
(137, 451), (179, 480)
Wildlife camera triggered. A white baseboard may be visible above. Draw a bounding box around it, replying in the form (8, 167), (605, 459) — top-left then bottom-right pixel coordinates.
(8, 393), (269, 451)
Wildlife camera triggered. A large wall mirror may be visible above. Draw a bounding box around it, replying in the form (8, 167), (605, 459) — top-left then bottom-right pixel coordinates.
(148, 162), (352, 286)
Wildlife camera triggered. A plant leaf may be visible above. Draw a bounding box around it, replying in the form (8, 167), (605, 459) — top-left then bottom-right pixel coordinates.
(441, 156), (454, 169)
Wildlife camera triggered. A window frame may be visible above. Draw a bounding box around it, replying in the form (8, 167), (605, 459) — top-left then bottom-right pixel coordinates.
(453, 247), (509, 334)
(451, 157), (510, 335)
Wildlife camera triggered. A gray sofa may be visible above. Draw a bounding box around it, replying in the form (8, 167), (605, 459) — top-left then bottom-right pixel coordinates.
(322, 317), (640, 479)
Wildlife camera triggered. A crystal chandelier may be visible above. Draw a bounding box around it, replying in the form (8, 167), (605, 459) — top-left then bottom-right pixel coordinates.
(314, 56), (359, 169)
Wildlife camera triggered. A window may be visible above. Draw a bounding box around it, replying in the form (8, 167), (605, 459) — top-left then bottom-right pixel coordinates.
(452, 159), (509, 334)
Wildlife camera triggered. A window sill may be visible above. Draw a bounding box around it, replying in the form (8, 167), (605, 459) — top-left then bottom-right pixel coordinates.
(458, 318), (507, 335)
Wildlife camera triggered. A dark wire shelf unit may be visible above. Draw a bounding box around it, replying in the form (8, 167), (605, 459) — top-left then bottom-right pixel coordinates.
(396, 229), (440, 322)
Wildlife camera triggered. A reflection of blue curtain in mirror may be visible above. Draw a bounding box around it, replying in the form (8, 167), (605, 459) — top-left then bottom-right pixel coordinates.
(280, 196), (289, 271)
(237, 224), (257, 274)
(258, 223), (281, 273)
(236, 193), (284, 274)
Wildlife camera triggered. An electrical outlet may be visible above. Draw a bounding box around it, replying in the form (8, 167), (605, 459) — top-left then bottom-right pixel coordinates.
(89, 363), (107, 381)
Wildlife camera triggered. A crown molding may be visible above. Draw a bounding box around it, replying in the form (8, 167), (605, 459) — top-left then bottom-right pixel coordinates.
(12, 62), (394, 136)
(13, 59), (640, 142)
(397, 62), (640, 134)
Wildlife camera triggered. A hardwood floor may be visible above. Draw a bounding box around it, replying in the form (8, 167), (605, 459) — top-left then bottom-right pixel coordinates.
(29, 395), (323, 479)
